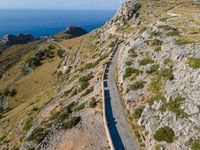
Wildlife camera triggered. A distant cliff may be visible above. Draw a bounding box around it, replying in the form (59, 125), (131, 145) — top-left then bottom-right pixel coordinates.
(0, 34), (34, 51)
(51, 26), (88, 40)
(63, 26), (88, 37)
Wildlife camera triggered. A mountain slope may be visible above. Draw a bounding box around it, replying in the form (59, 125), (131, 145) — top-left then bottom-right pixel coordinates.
(0, 0), (200, 150)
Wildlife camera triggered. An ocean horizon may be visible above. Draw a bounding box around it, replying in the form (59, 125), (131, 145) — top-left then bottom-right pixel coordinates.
(0, 9), (116, 39)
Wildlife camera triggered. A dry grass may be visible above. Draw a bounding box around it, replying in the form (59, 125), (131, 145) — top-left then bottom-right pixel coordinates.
(0, 42), (63, 147)
(59, 35), (86, 64)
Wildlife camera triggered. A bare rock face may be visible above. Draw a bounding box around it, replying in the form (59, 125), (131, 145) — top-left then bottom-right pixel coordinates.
(99, 0), (141, 41)
(116, 2), (141, 23)
(63, 26), (88, 38)
(0, 34), (34, 51)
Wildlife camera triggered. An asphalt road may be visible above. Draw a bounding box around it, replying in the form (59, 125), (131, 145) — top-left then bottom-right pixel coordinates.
(103, 45), (140, 150)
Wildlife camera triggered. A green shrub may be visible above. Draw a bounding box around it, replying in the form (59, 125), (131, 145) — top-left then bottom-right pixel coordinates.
(71, 88), (78, 97)
(62, 116), (81, 129)
(9, 89), (17, 97)
(79, 73), (93, 83)
(160, 68), (174, 80)
(32, 107), (39, 112)
(0, 135), (6, 142)
(160, 96), (188, 118)
(166, 30), (180, 36)
(149, 75), (162, 93)
(22, 67), (29, 75)
(27, 57), (42, 68)
(79, 73), (93, 91)
(23, 116), (34, 131)
(151, 31), (161, 37)
(164, 58), (173, 66)
(176, 38), (191, 46)
(158, 25), (175, 31)
(154, 126), (175, 143)
(187, 137), (200, 150)
(152, 39), (163, 46)
(147, 64), (160, 74)
(27, 49), (55, 68)
(43, 49), (55, 58)
(67, 102), (79, 113)
(80, 82), (90, 91)
(3, 88), (10, 96)
(155, 46), (161, 52)
(155, 144), (161, 150)
(129, 49), (138, 58)
(128, 81), (145, 92)
(140, 57), (154, 66)
(139, 26), (147, 34)
(27, 128), (50, 143)
(187, 57), (200, 69)
(81, 88), (93, 96)
(133, 107), (144, 120)
(63, 87), (74, 98)
(73, 103), (85, 112)
(2, 88), (17, 97)
(0, 107), (4, 114)
(50, 110), (69, 122)
(147, 94), (166, 105)
(125, 61), (132, 66)
(57, 49), (65, 58)
(82, 54), (108, 71)
(84, 63), (95, 69)
(109, 41), (116, 48)
(124, 68), (140, 79)
(89, 98), (97, 108)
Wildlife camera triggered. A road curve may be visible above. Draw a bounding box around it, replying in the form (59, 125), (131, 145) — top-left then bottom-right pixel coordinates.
(103, 45), (140, 150)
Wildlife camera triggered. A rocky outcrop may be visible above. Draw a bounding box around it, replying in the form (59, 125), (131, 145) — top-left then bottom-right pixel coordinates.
(117, 19), (200, 150)
(0, 34), (34, 51)
(63, 26), (88, 38)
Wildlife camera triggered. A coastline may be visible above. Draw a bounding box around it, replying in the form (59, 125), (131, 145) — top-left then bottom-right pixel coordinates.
(0, 9), (116, 39)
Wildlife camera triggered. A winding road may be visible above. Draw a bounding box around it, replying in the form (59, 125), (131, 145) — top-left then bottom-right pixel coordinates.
(47, 38), (84, 69)
(103, 45), (140, 150)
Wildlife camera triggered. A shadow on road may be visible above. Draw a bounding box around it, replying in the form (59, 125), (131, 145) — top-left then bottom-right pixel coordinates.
(104, 81), (108, 88)
(104, 89), (125, 150)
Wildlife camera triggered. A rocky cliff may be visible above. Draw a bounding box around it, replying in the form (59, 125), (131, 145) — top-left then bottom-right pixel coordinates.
(63, 26), (88, 37)
(0, 34), (34, 51)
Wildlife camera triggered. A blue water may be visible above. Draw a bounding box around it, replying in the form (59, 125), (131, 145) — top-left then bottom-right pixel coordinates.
(0, 9), (116, 39)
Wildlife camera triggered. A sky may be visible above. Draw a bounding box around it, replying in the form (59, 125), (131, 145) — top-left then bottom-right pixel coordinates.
(0, 0), (126, 9)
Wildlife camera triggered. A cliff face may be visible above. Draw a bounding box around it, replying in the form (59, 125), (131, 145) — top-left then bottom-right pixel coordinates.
(63, 26), (88, 37)
(0, 34), (34, 51)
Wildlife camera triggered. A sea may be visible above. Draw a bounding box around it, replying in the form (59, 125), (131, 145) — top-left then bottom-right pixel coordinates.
(0, 9), (116, 39)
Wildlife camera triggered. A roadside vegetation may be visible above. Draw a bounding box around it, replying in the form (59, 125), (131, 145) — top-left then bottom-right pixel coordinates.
(62, 116), (81, 129)
(187, 137), (200, 150)
(79, 72), (93, 91)
(89, 98), (97, 108)
(176, 38), (191, 46)
(160, 68), (174, 80)
(154, 126), (176, 143)
(129, 49), (138, 58)
(160, 96), (188, 118)
(133, 107), (144, 120)
(187, 57), (200, 69)
(127, 80), (146, 92)
(124, 67), (141, 79)
(140, 57), (154, 66)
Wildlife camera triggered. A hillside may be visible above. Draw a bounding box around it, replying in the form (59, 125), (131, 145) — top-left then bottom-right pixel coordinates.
(0, 0), (200, 150)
